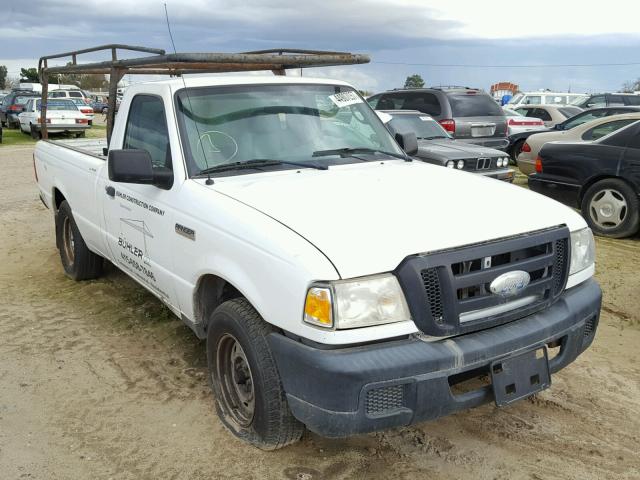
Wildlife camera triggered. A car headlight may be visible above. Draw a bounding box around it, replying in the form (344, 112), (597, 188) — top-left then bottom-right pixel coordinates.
(303, 274), (411, 329)
(569, 228), (595, 275)
(496, 158), (502, 168)
(456, 160), (465, 169)
(446, 160), (455, 168)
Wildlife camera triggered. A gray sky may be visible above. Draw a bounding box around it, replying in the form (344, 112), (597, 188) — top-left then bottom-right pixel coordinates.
(2, 0), (640, 93)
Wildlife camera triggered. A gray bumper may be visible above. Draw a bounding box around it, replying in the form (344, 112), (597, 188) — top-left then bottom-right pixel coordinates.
(269, 279), (601, 437)
(477, 168), (515, 182)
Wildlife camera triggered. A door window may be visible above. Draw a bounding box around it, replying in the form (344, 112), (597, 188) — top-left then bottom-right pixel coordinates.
(624, 96), (640, 106)
(582, 119), (636, 140)
(523, 96), (542, 105)
(608, 95), (625, 106)
(530, 108), (552, 121)
(586, 95), (606, 108)
(123, 95), (172, 170)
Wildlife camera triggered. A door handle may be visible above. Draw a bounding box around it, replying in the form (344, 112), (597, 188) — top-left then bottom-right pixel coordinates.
(105, 185), (115, 197)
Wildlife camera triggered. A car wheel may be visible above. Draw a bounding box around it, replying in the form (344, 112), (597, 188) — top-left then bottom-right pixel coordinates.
(207, 298), (304, 450)
(581, 179), (640, 238)
(511, 139), (526, 162)
(102, 107), (108, 114)
(30, 124), (41, 139)
(76, 131), (86, 138)
(55, 200), (104, 280)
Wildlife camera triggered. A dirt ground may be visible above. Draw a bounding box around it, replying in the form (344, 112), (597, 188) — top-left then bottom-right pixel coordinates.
(1, 145), (639, 480)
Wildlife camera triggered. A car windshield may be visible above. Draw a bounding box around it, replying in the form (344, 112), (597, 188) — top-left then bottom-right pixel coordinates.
(559, 107), (583, 118)
(448, 94), (504, 116)
(387, 114), (449, 139)
(175, 84), (403, 176)
(569, 95), (589, 105)
(36, 99), (78, 111)
(15, 96), (34, 105)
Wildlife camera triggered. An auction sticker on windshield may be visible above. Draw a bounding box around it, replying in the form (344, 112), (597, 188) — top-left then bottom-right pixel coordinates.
(329, 91), (362, 108)
(419, 116), (434, 121)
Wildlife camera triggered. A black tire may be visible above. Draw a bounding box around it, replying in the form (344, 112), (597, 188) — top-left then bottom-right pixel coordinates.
(55, 200), (103, 280)
(30, 124), (41, 140)
(581, 178), (640, 238)
(207, 298), (304, 450)
(76, 131), (86, 138)
(511, 139), (526, 162)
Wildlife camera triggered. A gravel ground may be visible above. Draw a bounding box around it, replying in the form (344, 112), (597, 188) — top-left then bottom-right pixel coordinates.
(1, 146), (639, 480)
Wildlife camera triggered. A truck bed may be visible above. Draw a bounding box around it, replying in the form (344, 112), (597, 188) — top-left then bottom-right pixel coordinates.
(47, 138), (107, 159)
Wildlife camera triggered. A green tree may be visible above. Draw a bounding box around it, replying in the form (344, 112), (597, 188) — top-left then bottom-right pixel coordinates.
(20, 67), (40, 83)
(404, 74), (425, 89)
(0, 66), (7, 90)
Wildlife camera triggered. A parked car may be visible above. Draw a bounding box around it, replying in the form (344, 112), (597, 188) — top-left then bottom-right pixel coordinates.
(68, 97), (95, 124)
(36, 74), (601, 449)
(0, 90), (39, 128)
(91, 99), (109, 113)
(503, 107), (546, 135)
(572, 93), (640, 109)
(48, 88), (88, 101)
(507, 92), (588, 108)
(517, 113), (640, 175)
(506, 106), (640, 160)
(513, 105), (583, 128)
(18, 98), (90, 138)
(378, 110), (513, 181)
(368, 86), (509, 150)
(529, 119), (640, 238)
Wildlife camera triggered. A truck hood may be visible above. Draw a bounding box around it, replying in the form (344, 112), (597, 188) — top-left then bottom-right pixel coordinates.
(416, 138), (504, 160)
(212, 161), (586, 279)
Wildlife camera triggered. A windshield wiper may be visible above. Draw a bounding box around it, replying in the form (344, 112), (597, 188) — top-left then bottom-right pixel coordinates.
(312, 147), (409, 161)
(197, 158), (328, 176)
(418, 136), (447, 140)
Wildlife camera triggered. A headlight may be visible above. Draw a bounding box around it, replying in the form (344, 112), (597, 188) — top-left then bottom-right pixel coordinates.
(496, 158), (502, 168)
(569, 228), (595, 275)
(303, 274), (411, 329)
(446, 160), (455, 168)
(456, 160), (465, 169)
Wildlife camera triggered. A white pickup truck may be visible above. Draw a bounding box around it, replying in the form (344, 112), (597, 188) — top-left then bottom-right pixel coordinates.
(35, 75), (601, 450)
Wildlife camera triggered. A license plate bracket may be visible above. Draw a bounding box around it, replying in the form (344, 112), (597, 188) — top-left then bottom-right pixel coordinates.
(491, 347), (550, 407)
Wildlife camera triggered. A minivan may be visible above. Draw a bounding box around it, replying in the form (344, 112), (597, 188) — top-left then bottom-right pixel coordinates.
(368, 87), (508, 149)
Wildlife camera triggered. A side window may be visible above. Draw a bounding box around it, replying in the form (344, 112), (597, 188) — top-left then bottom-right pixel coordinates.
(50, 91), (64, 98)
(366, 95), (380, 109)
(582, 119), (635, 140)
(524, 96), (541, 105)
(123, 95), (172, 170)
(531, 108), (551, 121)
(608, 95), (625, 106)
(586, 95), (606, 108)
(69, 91), (82, 98)
(624, 96), (640, 106)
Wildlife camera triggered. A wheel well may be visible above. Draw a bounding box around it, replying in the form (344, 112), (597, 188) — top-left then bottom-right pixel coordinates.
(194, 274), (242, 331)
(578, 175), (633, 204)
(53, 188), (66, 211)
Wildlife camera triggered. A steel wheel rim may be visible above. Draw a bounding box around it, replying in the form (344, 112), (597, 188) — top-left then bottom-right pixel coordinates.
(62, 216), (75, 263)
(216, 334), (255, 427)
(589, 188), (628, 229)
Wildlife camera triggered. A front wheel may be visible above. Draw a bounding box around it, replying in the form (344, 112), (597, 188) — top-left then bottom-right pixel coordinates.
(55, 200), (104, 280)
(581, 179), (639, 238)
(30, 124), (41, 139)
(207, 298), (304, 450)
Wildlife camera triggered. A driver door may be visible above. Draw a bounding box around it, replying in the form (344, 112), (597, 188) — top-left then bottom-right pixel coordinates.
(101, 94), (180, 312)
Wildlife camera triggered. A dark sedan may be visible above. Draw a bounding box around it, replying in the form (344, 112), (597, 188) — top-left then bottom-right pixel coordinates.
(378, 110), (513, 181)
(529, 120), (640, 238)
(0, 91), (39, 128)
(507, 106), (640, 160)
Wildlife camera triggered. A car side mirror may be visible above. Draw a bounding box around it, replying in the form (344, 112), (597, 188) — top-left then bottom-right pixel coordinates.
(108, 149), (173, 190)
(395, 131), (418, 155)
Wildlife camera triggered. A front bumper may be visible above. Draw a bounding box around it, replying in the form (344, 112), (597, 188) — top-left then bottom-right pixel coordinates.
(33, 124), (90, 133)
(269, 279), (601, 437)
(455, 137), (509, 151)
(476, 168), (514, 182)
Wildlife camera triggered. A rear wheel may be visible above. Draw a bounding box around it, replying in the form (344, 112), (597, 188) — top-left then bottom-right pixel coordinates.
(581, 179), (639, 238)
(511, 139), (526, 162)
(30, 124), (41, 139)
(207, 298), (304, 450)
(55, 200), (104, 280)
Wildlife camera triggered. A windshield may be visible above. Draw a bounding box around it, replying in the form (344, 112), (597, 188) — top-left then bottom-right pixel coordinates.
(176, 84), (402, 176)
(448, 94), (504, 117)
(387, 114), (449, 139)
(559, 107), (583, 118)
(36, 99), (77, 111)
(569, 95), (589, 105)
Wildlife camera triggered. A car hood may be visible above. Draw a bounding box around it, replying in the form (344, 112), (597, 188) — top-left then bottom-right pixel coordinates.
(416, 138), (504, 160)
(212, 161), (586, 279)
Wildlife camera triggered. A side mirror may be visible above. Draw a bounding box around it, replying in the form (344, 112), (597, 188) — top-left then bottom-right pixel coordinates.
(108, 149), (173, 189)
(395, 131), (418, 155)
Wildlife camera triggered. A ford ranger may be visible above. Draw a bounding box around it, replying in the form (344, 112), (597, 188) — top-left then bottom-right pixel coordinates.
(35, 75), (601, 450)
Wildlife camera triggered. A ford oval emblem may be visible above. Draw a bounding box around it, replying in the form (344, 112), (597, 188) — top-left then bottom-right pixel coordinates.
(490, 270), (530, 297)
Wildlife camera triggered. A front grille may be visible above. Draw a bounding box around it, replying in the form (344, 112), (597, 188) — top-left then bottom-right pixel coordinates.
(365, 385), (404, 416)
(421, 268), (444, 324)
(476, 157), (493, 170)
(395, 226), (570, 336)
